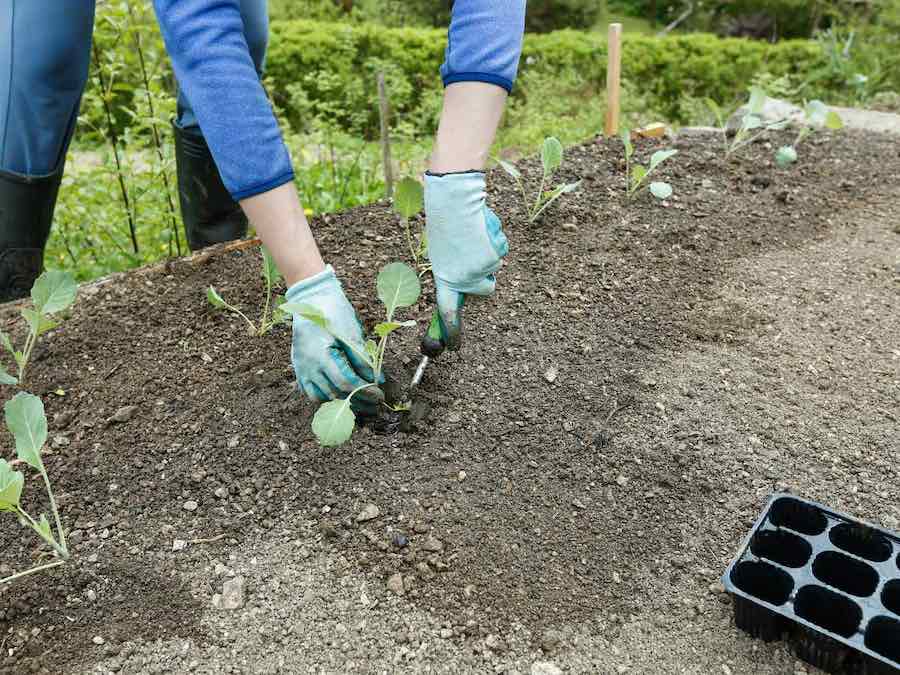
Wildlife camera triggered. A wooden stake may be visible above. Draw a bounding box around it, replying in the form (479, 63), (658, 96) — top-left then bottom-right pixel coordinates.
(377, 72), (394, 200)
(604, 23), (623, 137)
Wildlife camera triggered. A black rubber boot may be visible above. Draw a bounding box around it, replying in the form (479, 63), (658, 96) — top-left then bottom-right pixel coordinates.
(0, 166), (63, 302)
(173, 122), (248, 251)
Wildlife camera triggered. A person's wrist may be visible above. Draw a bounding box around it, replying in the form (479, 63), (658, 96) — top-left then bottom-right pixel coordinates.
(285, 264), (337, 300)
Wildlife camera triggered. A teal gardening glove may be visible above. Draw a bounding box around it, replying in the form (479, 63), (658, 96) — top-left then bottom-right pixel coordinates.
(424, 171), (509, 350)
(286, 265), (383, 411)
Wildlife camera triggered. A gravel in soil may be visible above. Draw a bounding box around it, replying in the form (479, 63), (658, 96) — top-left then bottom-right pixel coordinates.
(1, 130), (898, 674)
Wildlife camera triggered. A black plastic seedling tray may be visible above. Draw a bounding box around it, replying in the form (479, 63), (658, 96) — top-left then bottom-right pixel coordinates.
(723, 494), (900, 674)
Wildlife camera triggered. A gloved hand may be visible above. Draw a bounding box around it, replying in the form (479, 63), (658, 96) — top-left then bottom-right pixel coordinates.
(424, 171), (509, 350)
(285, 265), (383, 412)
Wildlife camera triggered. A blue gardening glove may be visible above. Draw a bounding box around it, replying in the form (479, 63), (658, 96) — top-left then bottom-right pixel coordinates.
(286, 265), (383, 412)
(424, 171), (509, 350)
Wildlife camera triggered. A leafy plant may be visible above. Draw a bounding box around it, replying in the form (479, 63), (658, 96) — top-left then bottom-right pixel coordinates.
(498, 137), (581, 222)
(0, 393), (70, 584)
(207, 247), (289, 336)
(282, 262), (420, 446)
(393, 177), (428, 270)
(0, 270), (77, 386)
(775, 100), (844, 167)
(706, 86), (790, 158)
(619, 128), (678, 200)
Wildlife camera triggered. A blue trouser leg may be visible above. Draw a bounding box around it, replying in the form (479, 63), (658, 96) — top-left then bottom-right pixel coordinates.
(153, 0), (293, 201)
(441, 0), (526, 93)
(174, 0), (269, 132)
(0, 0), (96, 176)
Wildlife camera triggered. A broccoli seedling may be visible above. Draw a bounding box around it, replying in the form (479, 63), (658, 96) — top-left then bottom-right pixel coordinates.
(282, 262), (421, 447)
(775, 100), (844, 168)
(393, 177), (428, 272)
(706, 87), (790, 158)
(619, 127), (678, 200)
(498, 137), (581, 223)
(1, 392), (70, 584)
(0, 270), (77, 386)
(207, 246), (289, 336)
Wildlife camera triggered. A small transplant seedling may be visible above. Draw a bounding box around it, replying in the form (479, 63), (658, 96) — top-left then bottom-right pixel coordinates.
(706, 87), (790, 158)
(207, 247), (289, 336)
(1, 392), (70, 584)
(619, 127), (678, 200)
(0, 270), (77, 386)
(498, 137), (581, 223)
(393, 177), (428, 271)
(775, 100), (844, 168)
(282, 262), (420, 447)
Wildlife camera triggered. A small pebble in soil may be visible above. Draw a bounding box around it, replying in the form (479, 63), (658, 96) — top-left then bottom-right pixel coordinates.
(172, 539), (187, 551)
(531, 662), (563, 675)
(457, 470), (467, 481)
(386, 573), (404, 596)
(615, 475), (629, 487)
(391, 533), (409, 549)
(447, 412), (461, 424)
(422, 537), (444, 552)
(356, 503), (380, 522)
(541, 629), (563, 652)
(92, 636), (105, 646)
(214, 487), (228, 499)
(544, 366), (558, 384)
(182, 500), (198, 512)
(108, 405), (137, 424)
(213, 576), (246, 610)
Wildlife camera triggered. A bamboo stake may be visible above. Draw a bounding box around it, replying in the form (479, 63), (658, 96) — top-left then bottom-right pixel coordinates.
(604, 23), (623, 137)
(377, 72), (394, 199)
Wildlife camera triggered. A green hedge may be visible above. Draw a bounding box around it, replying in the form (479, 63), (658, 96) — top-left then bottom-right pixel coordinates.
(266, 19), (830, 135)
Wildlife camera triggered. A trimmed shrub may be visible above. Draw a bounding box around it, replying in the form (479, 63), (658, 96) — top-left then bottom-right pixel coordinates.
(266, 19), (831, 134)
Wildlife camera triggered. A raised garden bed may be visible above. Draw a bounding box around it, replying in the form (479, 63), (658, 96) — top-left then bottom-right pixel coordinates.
(1, 130), (898, 674)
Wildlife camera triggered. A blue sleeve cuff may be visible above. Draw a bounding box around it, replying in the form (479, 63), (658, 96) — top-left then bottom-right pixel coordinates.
(230, 171), (296, 201)
(442, 72), (513, 93)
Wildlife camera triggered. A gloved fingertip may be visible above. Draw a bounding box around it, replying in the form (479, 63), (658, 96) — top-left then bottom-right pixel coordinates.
(484, 207), (509, 258)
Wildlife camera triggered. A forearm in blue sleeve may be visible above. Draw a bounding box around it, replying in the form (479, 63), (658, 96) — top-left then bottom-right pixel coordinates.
(152, 0), (293, 201)
(440, 0), (526, 93)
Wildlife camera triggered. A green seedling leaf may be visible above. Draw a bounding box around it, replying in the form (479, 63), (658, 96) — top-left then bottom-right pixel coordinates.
(805, 99), (828, 125)
(311, 398), (355, 447)
(775, 145), (798, 167)
(280, 303), (329, 332)
(531, 181), (582, 222)
(0, 331), (14, 357)
(742, 114), (762, 131)
(747, 86), (766, 115)
(4, 392), (47, 470)
(206, 286), (227, 309)
(649, 182), (673, 200)
(0, 459), (24, 509)
(31, 270), (77, 314)
(824, 111), (844, 130)
(36, 514), (52, 541)
(632, 164), (648, 185)
(0, 364), (17, 386)
(649, 149), (678, 172)
(541, 137), (563, 178)
(261, 247), (281, 286)
(374, 320), (416, 338)
(376, 262), (420, 319)
(497, 159), (521, 180)
(619, 127), (633, 160)
(705, 98), (724, 126)
(766, 119), (791, 131)
(364, 339), (379, 363)
(394, 177), (424, 220)
(20, 309), (56, 338)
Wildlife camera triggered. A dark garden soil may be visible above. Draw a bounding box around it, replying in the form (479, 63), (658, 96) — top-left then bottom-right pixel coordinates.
(1, 130), (898, 674)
